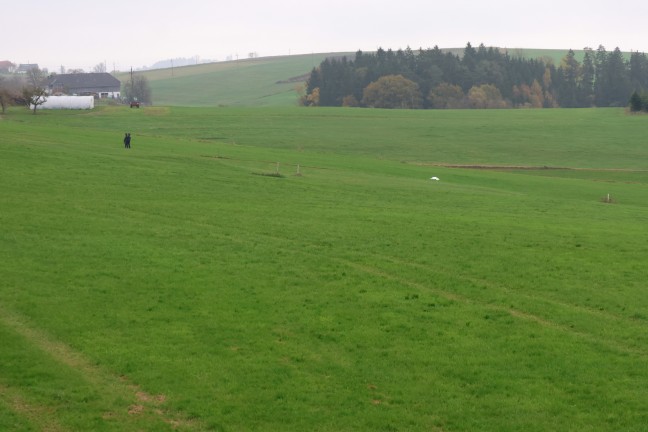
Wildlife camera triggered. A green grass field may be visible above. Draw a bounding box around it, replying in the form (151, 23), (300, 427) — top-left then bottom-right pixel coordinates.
(2, 105), (648, 431)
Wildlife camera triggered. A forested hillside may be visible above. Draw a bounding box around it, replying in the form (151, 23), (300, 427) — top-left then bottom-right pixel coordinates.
(304, 43), (648, 109)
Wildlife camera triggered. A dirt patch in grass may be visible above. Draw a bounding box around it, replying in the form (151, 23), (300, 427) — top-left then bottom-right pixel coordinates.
(415, 162), (648, 172)
(0, 384), (65, 432)
(136, 391), (167, 404)
(128, 404), (145, 415)
(436, 164), (567, 170)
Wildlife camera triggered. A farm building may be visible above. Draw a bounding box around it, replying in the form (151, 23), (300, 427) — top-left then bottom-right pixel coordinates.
(16, 64), (39, 73)
(0, 60), (16, 73)
(46, 73), (121, 99)
(31, 96), (95, 110)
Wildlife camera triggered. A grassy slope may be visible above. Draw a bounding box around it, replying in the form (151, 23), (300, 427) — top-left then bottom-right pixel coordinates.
(1, 106), (648, 431)
(116, 53), (351, 107)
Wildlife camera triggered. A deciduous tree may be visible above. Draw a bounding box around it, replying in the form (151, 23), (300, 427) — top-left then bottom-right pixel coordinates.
(93, 62), (107, 73)
(362, 75), (422, 109)
(467, 84), (507, 108)
(22, 67), (48, 114)
(428, 83), (465, 108)
(123, 74), (152, 104)
(0, 76), (19, 113)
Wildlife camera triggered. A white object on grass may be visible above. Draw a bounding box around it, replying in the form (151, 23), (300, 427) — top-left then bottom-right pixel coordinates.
(31, 95), (95, 110)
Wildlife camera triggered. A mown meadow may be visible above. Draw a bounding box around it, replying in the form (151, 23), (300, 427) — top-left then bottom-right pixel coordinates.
(1, 106), (648, 431)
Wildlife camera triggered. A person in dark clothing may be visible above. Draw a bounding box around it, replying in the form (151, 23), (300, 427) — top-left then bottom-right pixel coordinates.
(124, 133), (131, 149)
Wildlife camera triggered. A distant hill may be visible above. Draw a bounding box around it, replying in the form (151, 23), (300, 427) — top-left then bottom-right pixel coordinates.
(114, 48), (629, 107)
(115, 53), (353, 107)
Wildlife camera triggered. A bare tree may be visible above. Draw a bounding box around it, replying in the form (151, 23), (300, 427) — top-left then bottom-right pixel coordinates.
(22, 67), (48, 114)
(0, 76), (8, 113)
(93, 62), (107, 73)
(123, 74), (152, 105)
(0, 76), (12, 113)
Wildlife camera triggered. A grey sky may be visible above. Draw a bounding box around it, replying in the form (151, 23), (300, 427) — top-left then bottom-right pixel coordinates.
(4, 0), (647, 71)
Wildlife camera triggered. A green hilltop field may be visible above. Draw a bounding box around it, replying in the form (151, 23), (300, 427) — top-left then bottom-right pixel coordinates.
(2, 104), (648, 431)
(116, 53), (351, 107)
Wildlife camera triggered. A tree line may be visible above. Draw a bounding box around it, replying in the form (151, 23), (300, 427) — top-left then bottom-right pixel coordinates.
(303, 43), (648, 109)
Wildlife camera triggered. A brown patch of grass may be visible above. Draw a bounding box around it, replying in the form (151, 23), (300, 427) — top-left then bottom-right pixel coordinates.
(0, 384), (65, 432)
(128, 404), (144, 415)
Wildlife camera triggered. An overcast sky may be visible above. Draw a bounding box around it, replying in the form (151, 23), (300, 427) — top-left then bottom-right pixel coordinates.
(4, 0), (647, 72)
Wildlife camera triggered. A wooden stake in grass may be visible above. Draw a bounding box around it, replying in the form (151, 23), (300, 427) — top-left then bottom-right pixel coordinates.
(602, 193), (615, 204)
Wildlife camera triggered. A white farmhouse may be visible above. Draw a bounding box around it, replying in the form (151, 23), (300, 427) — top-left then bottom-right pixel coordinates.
(46, 73), (121, 99)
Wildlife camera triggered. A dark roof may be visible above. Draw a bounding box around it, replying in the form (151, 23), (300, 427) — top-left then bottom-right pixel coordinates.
(47, 73), (121, 92)
(17, 64), (39, 72)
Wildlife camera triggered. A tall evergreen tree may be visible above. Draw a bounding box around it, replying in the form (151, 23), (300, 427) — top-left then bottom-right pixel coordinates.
(579, 49), (595, 106)
(629, 91), (643, 112)
(557, 49), (580, 107)
(605, 47), (632, 106)
(462, 42), (477, 71)
(629, 51), (648, 91)
(594, 45), (609, 106)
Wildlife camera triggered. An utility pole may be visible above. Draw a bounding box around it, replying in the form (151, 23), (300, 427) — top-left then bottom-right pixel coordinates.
(130, 67), (134, 101)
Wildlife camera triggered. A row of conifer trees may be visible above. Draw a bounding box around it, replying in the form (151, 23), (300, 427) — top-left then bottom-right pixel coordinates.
(303, 43), (648, 109)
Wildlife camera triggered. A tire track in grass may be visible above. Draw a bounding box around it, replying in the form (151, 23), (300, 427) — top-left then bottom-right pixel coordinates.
(374, 254), (648, 352)
(0, 305), (203, 431)
(333, 256), (648, 357)
(100, 204), (648, 358)
(378, 253), (642, 324)
(104, 205), (648, 359)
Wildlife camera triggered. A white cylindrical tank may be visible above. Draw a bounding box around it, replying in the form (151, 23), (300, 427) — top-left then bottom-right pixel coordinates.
(33, 96), (95, 110)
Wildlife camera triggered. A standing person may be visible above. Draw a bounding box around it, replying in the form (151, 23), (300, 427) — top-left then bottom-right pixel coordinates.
(123, 132), (131, 149)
